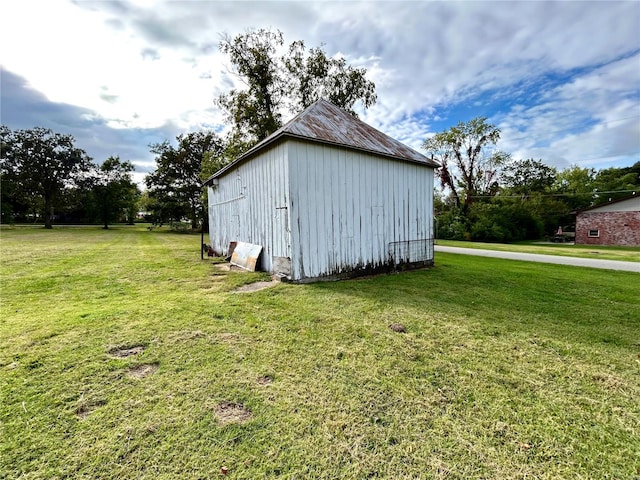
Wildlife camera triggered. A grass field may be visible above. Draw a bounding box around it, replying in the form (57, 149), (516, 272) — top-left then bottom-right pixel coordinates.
(1, 226), (639, 479)
(435, 239), (640, 263)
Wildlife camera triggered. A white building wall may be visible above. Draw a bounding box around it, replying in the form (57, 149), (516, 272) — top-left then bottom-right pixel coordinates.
(587, 196), (640, 213)
(287, 140), (434, 280)
(207, 142), (290, 273)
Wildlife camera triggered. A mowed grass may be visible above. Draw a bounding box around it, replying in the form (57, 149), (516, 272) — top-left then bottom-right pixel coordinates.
(436, 239), (640, 263)
(1, 226), (639, 479)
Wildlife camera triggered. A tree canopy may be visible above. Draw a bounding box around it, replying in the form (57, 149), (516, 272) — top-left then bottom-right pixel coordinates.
(500, 158), (557, 197)
(216, 28), (377, 144)
(89, 156), (139, 229)
(553, 165), (597, 211)
(1, 126), (93, 228)
(423, 117), (510, 212)
(593, 162), (640, 203)
(141, 29), (378, 231)
(145, 131), (224, 228)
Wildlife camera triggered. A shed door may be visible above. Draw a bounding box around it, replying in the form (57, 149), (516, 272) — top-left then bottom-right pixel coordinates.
(275, 207), (291, 257)
(272, 206), (291, 276)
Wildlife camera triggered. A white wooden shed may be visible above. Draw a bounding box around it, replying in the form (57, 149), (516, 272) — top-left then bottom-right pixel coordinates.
(203, 99), (439, 282)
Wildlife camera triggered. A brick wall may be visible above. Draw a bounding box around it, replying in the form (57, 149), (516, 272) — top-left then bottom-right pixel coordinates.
(575, 211), (640, 246)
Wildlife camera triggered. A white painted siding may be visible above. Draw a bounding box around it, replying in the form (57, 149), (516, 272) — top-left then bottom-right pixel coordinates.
(586, 196), (640, 213)
(288, 140), (434, 280)
(207, 142), (290, 273)
(207, 138), (435, 281)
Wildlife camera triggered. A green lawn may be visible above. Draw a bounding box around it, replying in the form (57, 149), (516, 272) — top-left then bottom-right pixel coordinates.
(1, 226), (639, 479)
(436, 239), (640, 262)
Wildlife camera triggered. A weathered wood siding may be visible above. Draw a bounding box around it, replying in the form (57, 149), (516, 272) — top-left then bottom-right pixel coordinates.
(287, 139), (434, 280)
(207, 142), (290, 272)
(207, 138), (435, 281)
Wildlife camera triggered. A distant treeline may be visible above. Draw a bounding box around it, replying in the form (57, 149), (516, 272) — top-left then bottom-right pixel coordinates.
(434, 159), (639, 242)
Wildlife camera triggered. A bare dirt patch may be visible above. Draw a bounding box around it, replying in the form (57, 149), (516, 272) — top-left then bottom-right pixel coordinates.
(592, 373), (624, 390)
(233, 279), (279, 293)
(76, 407), (92, 419)
(257, 375), (273, 386)
(76, 399), (107, 419)
(109, 345), (145, 358)
(127, 363), (158, 379)
(389, 323), (407, 333)
(214, 401), (252, 425)
(213, 262), (250, 273)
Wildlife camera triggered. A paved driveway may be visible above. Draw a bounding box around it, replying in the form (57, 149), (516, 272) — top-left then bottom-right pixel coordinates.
(434, 245), (640, 273)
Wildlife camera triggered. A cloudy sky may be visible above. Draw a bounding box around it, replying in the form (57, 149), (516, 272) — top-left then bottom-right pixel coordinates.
(1, 0), (639, 186)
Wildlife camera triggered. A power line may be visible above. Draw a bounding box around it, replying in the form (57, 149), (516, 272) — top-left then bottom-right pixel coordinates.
(467, 189), (637, 199)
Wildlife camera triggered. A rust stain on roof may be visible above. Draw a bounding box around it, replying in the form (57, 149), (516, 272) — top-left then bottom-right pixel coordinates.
(205, 99), (437, 184)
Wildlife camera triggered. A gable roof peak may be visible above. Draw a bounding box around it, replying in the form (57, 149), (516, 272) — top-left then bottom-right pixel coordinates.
(275, 99), (437, 166)
(204, 99), (438, 185)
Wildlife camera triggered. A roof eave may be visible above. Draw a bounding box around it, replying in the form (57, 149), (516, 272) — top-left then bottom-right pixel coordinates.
(203, 133), (439, 187)
(202, 132), (287, 186)
(571, 192), (639, 214)
(284, 133), (440, 167)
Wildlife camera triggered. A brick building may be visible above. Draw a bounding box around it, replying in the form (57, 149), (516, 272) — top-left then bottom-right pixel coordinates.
(574, 194), (640, 246)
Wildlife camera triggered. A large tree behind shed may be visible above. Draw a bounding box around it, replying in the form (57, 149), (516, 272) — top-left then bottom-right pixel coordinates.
(146, 131), (224, 228)
(216, 28), (377, 145)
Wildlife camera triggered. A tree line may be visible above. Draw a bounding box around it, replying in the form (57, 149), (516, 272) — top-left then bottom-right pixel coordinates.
(423, 117), (640, 242)
(2, 29), (638, 238)
(0, 126), (139, 229)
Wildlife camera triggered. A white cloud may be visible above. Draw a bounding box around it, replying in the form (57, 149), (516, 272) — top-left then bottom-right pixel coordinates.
(1, 0), (638, 176)
(307, 1), (639, 130)
(1, 0), (230, 131)
(497, 53), (640, 169)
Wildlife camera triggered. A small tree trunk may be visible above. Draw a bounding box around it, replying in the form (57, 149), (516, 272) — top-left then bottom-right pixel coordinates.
(190, 203), (198, 230)
(44, 197), (53, 229)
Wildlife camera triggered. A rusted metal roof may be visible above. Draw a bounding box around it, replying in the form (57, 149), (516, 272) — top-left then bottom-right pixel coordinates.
(205, 99), (438, 185)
